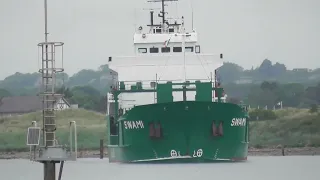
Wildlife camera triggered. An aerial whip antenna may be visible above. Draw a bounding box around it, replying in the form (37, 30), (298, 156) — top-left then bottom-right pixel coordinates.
(190, 0), (194, 31)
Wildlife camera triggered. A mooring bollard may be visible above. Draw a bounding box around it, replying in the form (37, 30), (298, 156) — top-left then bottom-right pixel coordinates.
(282, 147), (285, 156)
(100, 139), (104, 159)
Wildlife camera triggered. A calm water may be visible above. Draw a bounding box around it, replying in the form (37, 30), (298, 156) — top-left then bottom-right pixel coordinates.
(1, 156), (319, 180)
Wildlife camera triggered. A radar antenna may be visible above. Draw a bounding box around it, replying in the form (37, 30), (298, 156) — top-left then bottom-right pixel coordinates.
(147, 0), (179, 29)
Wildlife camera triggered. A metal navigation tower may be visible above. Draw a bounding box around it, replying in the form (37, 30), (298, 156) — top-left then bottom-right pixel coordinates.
(26, 1), (77, 180)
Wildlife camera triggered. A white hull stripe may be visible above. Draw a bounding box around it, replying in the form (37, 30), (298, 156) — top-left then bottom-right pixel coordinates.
(130, 156), (232, 162)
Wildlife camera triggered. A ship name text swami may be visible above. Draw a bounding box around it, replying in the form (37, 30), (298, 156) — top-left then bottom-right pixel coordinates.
(124, 120), (144, 129)
(231, 118), (246, 126)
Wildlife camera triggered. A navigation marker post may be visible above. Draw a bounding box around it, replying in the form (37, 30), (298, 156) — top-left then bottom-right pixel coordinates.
(26, 1), (78, 180)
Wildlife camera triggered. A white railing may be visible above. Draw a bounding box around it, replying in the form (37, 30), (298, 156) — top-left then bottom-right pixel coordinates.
(29, 121), (38, 161)
(116, 79), (214, 91)
(26, 120), (78, 161)
(69, 121), (77, 159)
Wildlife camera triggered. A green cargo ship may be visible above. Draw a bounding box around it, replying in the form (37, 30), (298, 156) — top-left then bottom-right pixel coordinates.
(106, 0), (249, 163)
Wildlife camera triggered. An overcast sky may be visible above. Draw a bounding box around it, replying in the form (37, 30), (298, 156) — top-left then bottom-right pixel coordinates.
(0, 0), (319, 79)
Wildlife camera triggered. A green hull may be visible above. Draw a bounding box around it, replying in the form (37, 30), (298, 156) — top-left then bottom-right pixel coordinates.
(107, 101), (249, 163)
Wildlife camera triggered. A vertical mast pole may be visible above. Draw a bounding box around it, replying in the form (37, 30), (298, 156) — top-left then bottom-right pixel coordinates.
(181, 17), (186, 83)
(44, 0), (48, 43)
(161, 0), (165, 25)
(190, 0), (194, 31)
(43, 0), (49, 146)
(43, 0), (57, 179)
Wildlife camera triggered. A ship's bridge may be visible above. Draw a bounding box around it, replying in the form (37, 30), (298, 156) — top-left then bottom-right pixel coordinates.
(133, 29), (200, 55)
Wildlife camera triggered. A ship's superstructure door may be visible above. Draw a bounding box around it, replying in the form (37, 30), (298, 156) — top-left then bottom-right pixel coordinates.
(107, 101), (119, 145)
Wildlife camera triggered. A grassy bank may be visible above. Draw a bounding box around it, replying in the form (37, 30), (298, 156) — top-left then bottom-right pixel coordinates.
(0, 108), (319, 152)
(249, 108), (320, 148)
(0, 109), (106, 151)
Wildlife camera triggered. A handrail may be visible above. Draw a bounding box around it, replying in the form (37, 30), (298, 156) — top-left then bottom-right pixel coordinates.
(112, 79), (216, 92)
(114, 78), (212, 84)
(27, 120), (78, 161)
(69, 121), (77, 159)
(29, 121), (37, 161)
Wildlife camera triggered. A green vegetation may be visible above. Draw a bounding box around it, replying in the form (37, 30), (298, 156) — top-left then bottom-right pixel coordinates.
(250, 108), (320, 148)
(0, 108), (320, 152)
(0, 109), (106, 152)
(0, 59), (319, 150)
(1, 59), (320, 112)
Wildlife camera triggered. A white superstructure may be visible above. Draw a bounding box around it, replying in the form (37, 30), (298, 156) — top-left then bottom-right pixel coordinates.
(107, 0), (225, 110)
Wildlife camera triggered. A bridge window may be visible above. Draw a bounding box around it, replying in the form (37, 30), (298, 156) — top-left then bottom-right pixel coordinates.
(153, 29), (162, 33)
(195, 45), (201, 53)
(150, 47), (159, 53)
(185, 46), (194, 52)
(138, 48), (147, 53)
(173, 47), (182, 52)
(161, 47), (170, 53)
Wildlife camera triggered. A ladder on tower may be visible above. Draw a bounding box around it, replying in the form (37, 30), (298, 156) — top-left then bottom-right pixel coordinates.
(26, 41), (77, 162)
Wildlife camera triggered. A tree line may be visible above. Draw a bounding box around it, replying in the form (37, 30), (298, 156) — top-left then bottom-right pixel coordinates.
(0, 59), (319, 113)
(1, 59), (320, 96)
(225, 81), (320, 108)
(1, 80), (318, 114)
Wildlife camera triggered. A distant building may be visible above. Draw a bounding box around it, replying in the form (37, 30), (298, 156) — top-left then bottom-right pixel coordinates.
(70, 104), (79, 109)
(309, 74), (320, 80)
(0, 96), (71, 117)
(292, 68), (312, 72)
(235, 77), (253, 84)
(100, 68), (119, 89)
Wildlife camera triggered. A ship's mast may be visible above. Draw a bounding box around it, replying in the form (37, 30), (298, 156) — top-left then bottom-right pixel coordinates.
(44, 0), (48, 43)
(160, 0), (166, 25)
(181, 16), (186, 83)
(146, 0), (187, 82)
(147, 0), (179, 31)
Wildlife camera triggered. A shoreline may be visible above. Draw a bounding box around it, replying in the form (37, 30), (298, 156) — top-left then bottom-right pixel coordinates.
(1, 147), (319, 160)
